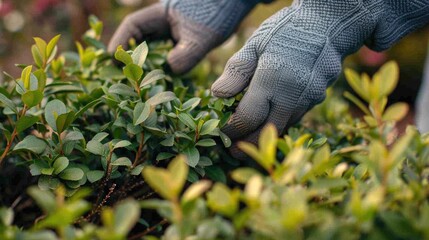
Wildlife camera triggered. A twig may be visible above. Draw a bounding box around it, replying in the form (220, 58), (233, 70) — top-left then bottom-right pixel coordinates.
(0, 106), (27, 166)
(77, 183), (116, 223)
(133, 132), (145, 168)
(129, 219), (168, 240)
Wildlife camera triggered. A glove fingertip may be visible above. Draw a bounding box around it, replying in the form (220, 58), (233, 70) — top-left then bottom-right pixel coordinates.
(167, 44), (203, 74)
(211, 75), (236, 98)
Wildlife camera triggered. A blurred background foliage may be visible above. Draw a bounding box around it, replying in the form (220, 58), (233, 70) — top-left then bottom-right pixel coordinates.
(0, 0), (428, 105)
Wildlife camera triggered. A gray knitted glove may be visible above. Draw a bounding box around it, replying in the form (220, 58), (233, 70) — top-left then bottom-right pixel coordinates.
(108, 0), (271, 74)
(211, 0), (429, 159)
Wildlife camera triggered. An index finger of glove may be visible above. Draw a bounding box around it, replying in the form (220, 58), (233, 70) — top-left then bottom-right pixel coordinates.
(108, 3), (170, 53)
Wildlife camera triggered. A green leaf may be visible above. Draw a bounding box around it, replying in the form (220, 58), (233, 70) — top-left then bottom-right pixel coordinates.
(114, 140), (131, 149)
(74, 99), (102, 120)
(34, 69), (47, 91)
(0, 93), (18, 114)
(0, 207), (14, 226)
(22, 231), (57, 240)
(99, 66), (124, 80)
(382, 102), (409, 122)
(16, 115), (39, 133)
(133, 102), (150, 125)
(178, 113), (196, 130)
(53, 157), (69, 175)
(21, 65), (33, 90)
(207, 183), (239, 217)
(86, 140), (107, 156)
(111, 157), (132, 166)
(200, 119), (220, 135)
(160, 135), (174, 147)
(390, 128), (415, 164)
(87, 170), (104, 183)
(219, 130), (231, 148)
(140, 69), (165, 88)
(310, 178), (349, 190)
(55, 111), (75, 134)
(156, 152), (175, 161)
(63, 131), (84, 142)
(13, 136), (47, 154)
(114, 46), (133, 65)
(231, 168), (260, 184)
(41, 168), (55, 175)
(198, 157), (213, 167)
(130, 164), (144, 176)
(109, 83), (138, 97)
(182, 97), (201, 111)
(114, 199), (141, 235)
(22, 90), (43, 108)
(44, 100), (67, 132)
(93, 132), (109, 142)
(183, 147), (200, 167)
(27, 186), (56, 213)
(196, 139), (216, 147)
(123, 63), (143, 82)
(146, 91), (176, 106)
(59, 168), (84, 181)
(131, 41), (149, 67)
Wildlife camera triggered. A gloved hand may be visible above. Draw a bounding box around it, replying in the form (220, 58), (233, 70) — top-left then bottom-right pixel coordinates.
(211, 0), (429, 159)
(108, 0), (271, 74)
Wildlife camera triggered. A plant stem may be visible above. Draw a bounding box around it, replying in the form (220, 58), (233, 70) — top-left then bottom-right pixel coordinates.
(0, 106), (27, 166)
(105, 149), (114, 180)
(129, 219), (168, 240)
(0, 128), (17, 166)
(133, 132), (145, 168)
(135, 83), (141, 96)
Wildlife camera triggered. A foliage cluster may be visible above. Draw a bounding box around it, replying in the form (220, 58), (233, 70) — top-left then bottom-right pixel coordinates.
(0, 17), (428, 240)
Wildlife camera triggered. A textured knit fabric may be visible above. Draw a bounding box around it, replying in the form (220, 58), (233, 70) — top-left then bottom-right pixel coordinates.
(211, 0), (429, 159)
(416, 47), (429, 134)
(108, 0), (268, 74)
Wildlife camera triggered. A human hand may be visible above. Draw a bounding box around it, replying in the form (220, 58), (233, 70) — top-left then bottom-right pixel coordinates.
(108, 0), (263, 74)
(211, 1), (380, 159)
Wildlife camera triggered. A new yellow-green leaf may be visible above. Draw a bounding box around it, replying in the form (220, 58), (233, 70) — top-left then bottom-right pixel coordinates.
(206, 183), (240, 217)
(345, 68), (368, 101)
(382, 102), (408, 122)
(33, 37), (47, 61)
(115, 45), (133, 65)
(378, 61), (399, 97)
(46, 34), (60, 62)
(142, 155), (188, 200)
(182, 180), (211, 203)
(259, 124), (278, 170)
(21, 65), (33, 90)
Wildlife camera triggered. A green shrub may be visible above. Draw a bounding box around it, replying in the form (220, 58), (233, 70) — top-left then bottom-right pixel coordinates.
(0, 16), (428, 240)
